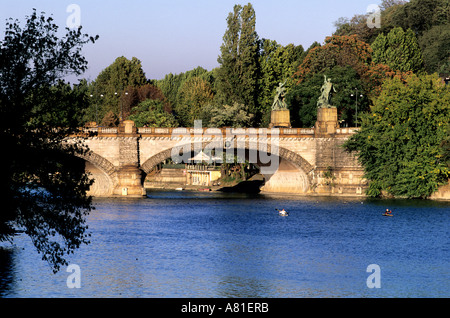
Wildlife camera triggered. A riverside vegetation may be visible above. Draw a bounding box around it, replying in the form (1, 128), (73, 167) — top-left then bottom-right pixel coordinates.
(0, 0), (449, 272)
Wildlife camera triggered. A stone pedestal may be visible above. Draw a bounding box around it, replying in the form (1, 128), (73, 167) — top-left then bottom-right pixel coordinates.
(269, 110), (291, 128)
(113, 165), (146, 197)
(315, 107), (338, 136)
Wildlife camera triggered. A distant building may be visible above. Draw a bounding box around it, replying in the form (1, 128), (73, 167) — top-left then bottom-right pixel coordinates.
(186, 165), (221, 187)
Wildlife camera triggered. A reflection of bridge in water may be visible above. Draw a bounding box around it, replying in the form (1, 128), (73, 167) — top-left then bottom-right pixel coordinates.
(73, 121), (367, 197)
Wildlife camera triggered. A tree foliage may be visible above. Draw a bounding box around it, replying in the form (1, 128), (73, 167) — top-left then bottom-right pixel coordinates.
(259, 39), (304, 126)
(128, 99), (178, 128)
(0, 10), (97, 272)
(344, 74), (450, 198)
(216, 3), (261, 124)
(294, 35), (373, 86)
(156, 66), (214, 120)
(419, 24), (450, 74)
(122, 84), (171, 120)
(371, 27), (424, 73)
(334, 0), (450, 74)
(90, 56), (148, 123)
(175, 77), (214, 127)
(209, 102), (254, 128)
(288, 66), (367, 128)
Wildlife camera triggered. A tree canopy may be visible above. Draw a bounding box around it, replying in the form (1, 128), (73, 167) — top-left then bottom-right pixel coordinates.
(344, 74), (450, 198)
(0, 10), (97, 272)
(371, 27), (424, 73)
(89, 56), (148, 123)
(215, 3), (261, 125)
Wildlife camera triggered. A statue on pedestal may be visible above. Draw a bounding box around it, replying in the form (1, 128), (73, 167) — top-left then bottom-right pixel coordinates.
(317, 75), (336, 108)
(270, 81), (291, 128)
(272, 81), (288, 111)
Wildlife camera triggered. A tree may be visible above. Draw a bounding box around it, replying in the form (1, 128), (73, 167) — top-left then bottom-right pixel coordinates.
(293, 34), (413, 103)
(90, 56), (148, 123)
(288, 66), (367, 128)
(333, 0), (450, 75)
(259, 39), (304, 126)
(209, 102), (254, 128)
(128, 99), (178, 128)
(419, 24), (450, 74)
(216, 3), (261, 125)
(156, 66), (213, 118)
(294, 35), (373, 86)
(0, 10), (97, 272)
(333, 1), (408, 44)
(392, 0), (449, 35)
(122, 84), (171, 120)
(344, 74), (450, 198)
(175, 77), (214, 127)
(371, 27), (424, 73)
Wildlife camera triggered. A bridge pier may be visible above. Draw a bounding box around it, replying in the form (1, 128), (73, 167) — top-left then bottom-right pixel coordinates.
(80, 119), (367, 198)
(112, 165), (146, 197)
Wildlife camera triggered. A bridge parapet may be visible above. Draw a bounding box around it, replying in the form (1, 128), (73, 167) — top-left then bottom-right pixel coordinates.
(82, 126), (359, 138)
(77, 121), (365, 197)
(81, 126), (339, 138)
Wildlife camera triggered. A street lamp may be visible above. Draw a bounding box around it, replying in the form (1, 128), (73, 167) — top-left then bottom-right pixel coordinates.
(89, 94), (104, 126)
(350, 89), (363, 128)
(115, 91), (129, 122)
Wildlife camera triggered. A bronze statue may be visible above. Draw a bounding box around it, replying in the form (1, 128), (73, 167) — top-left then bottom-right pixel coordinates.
(272, 81), (288, 111)
(317, 75), (336, 108)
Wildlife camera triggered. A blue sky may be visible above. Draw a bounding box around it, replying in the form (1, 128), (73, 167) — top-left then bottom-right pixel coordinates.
(0, 0), (381, 81)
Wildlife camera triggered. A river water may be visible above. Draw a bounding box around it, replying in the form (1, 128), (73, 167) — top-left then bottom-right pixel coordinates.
(0, 191), (448, 298)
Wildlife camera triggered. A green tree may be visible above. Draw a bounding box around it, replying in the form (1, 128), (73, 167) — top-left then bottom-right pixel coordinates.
(216, 3), (261, 125)
(128, 99), (178, 128)
(91, 56), (148, 123)
(288, 66), (367, 128)
(209, 102), (254, 128)
(156, 66), (213, 117)
(175, 77), (214, 127)
(418, 24), (450, 74)
(0, 10), (97, 272)
(371, 27), (424, 73)
(122, 84), (171, 120)
(392, 0), (449, 35)
(259, 39), (304, 126)
(344, 74), (450, 198)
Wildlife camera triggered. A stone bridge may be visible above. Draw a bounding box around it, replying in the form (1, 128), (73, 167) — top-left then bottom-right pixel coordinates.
(73, 118), (367, 197)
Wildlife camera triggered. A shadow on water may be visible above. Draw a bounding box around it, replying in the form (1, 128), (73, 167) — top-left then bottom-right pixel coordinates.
(0, 247), (15, 297)
(218, 180), (265, 194)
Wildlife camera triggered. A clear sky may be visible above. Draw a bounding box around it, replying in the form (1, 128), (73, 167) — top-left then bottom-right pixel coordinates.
(0, 0), (381, 81)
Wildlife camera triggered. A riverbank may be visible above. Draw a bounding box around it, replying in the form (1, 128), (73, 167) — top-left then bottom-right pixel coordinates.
(144, 167), (449, 200)
(144, 181), (450, 201)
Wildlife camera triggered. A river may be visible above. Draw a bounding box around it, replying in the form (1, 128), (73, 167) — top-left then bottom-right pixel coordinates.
(0, 191), (448, 298)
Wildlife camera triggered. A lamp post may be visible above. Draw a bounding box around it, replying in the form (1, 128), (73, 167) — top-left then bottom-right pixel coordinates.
(350, 89), (363, 128)
(89, 94), (104, 126)
(115, 91), (129, 123)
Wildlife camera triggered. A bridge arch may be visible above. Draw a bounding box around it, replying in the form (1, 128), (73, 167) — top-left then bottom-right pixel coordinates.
(140, 141), (314, 194)
(75, 151), (119, 197)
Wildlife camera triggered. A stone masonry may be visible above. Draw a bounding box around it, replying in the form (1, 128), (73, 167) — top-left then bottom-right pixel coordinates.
(75, 114), (368, 197)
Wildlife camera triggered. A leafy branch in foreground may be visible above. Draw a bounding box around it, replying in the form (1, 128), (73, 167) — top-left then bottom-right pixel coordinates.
(0, 9), (98, 272)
